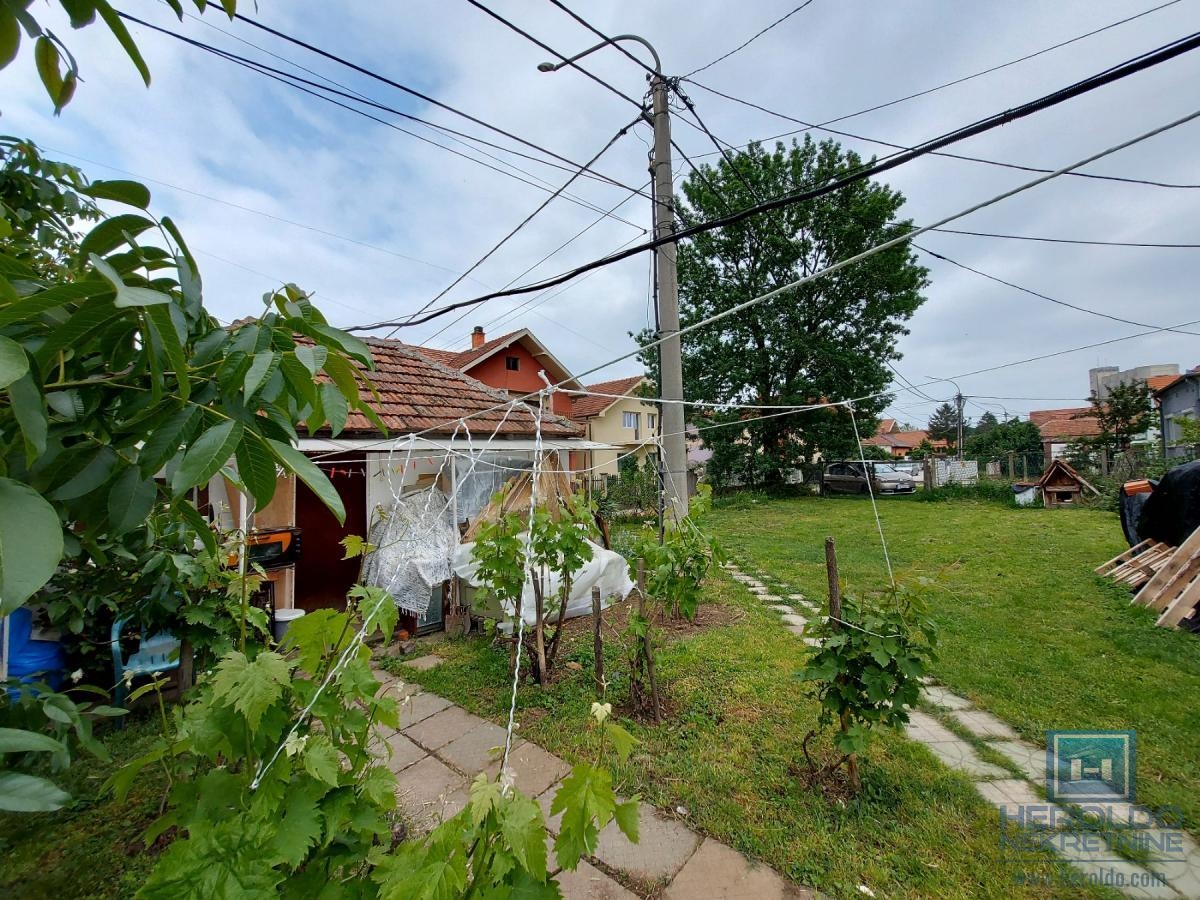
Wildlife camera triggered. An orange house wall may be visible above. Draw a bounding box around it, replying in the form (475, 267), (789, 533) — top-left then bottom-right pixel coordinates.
(465, 345), (573, 417)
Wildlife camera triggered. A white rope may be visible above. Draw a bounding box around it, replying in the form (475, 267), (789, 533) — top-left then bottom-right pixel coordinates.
(848, 403), (896, 590)
(500, 389), (547, 793)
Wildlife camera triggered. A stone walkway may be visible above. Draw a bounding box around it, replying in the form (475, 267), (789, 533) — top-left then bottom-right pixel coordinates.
(723, 560), (1200, 899)
(371, 657), (819, 899)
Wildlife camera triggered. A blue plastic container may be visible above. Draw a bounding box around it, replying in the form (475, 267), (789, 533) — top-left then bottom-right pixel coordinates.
(4, 607), (65, 693)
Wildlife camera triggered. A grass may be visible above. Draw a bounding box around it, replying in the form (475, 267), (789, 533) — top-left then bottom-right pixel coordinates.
(387, 555), (1119, 897)
(709, 494), (1200, 838)
(0, 716), (168, 900)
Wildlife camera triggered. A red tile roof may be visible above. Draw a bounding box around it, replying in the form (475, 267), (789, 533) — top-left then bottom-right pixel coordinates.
(1037, 416), (1102, 440)
(570, 376), (647, 420)
(863, 429), (947, 450)
(1028, 407), (1093, 427)
(411, 329), (581, 388)
(1146, 374), (1180, 393)
(332, 339), (581, 437)
(876, 418), (899, 435)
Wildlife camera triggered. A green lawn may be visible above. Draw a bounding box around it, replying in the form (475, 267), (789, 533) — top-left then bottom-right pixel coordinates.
(384, 498), (1156, 898)
(0, 718), (168, 900)
(709, 494), (1200, 836)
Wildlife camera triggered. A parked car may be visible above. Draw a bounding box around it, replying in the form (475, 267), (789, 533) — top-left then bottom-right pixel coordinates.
(821, 461), (916, 495)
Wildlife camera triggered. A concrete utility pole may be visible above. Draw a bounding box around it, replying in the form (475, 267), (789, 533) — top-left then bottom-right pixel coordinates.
(538, 36), (688, 523)
(955, 392), (965, 461)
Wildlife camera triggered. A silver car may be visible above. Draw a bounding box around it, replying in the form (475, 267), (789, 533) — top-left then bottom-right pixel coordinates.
(821, 461), (916, 495)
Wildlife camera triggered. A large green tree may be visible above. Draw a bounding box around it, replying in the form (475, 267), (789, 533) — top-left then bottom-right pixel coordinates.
(962, 418), (1042, 460)
(649, 138), (927, 486)
(927, 402), (962, 445)
(1089, 380), (1154, 453)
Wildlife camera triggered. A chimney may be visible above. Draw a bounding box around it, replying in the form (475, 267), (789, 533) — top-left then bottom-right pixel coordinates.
(471, 325), (485, 349)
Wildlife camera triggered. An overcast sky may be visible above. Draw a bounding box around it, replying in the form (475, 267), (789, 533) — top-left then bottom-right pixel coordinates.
(3, 0), (1198, 427)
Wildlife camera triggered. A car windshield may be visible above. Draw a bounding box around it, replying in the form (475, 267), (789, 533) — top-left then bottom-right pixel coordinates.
(873, 464), (899, 474)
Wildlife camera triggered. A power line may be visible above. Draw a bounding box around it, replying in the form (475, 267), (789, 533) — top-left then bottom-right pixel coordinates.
(349, 30), (1200, 332)
(929, 227), (1200, 248)
(122, 14), (650, 224)
(805, 0), (1182, 128)
(913, 244), (1200, 336)
(392, 115), (643, 335)
(685, 79), (1200, 190)
(224, 10), (647, 197)
(683, 0), (818, 78)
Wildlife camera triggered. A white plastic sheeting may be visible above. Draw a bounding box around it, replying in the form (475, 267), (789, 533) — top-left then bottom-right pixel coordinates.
(361, 487), (457, 616)
(453, 538), (633, 625)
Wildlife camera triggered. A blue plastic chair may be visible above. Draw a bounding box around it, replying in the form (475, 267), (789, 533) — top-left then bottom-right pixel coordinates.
(111, 617), (181, 713)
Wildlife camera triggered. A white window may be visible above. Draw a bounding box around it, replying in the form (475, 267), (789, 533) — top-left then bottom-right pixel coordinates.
(648, 414), (657, 431)
(623, 411), (639, 429)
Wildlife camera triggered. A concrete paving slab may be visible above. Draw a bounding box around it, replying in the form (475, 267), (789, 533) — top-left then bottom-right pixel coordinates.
(787, 594), (808, 602)
(374, 729), (427, 773)
(591, 801), (701, 882)
(785, 624), (808, 638)
(1054, 837), (1178, 900)
(975, 778), (1045, 813)
(769, 604), (796, 615)
(663, 838), (791, 899)
(399, 691), (453, 727)
(920, 685), (973, 711)
(556, 858), (639, 899)
(402, 654), (444, 671)
(486, 740), (571, 799)
(536, 781), (565, 835)
(802, 637), (821, 647)
(395, 755), (466, 834)
(781, 614), (809, 629)
(439, 720), (512, 774)
(990, 739), (1050, 783)
(905, 710), (965, 745)
(952, 708), (1019, 741)
(922, 740), (1008, 779)
(405, 705), (486, 750)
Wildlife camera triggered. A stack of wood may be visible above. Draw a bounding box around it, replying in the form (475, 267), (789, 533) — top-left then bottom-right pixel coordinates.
(461, 452), (575, 542)
(1125, 528), (1200, 629)
(1095, 540), (1176, 589)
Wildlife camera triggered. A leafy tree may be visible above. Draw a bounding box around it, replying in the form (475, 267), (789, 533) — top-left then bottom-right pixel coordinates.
(927, 403), (962, 445)
(642, 137), (928, 486)
(1173, 414), (1200, 453)
(974, 410), (999, 435)
(1088, 380), (1153, 453)
(860, 443), (892, 461)
(962, 418), (1042, 460)
(908, 438), (936, 460)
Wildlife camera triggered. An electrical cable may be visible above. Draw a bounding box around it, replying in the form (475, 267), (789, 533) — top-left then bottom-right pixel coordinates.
(685, 79), (1200, 190)
(682, 0), (818, 78)
(913, 243), (1200, 336)
(928, 227), (1200, 248)
(120, 14), (650, 224)
(390, 114), (643, 335)
(223, 9), (648, 197)
(801, 0), (1182, 128)
(349, 31), (1200, 331)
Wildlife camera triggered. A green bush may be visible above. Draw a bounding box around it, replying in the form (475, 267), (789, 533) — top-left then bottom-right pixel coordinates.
(910, 480), (1016, 506)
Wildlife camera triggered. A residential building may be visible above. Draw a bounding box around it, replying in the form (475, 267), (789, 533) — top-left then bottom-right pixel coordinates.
(1089, 364), (1179, 399)
(570, 375), (660, 476)
(414, 326), (582, 419)
(862, 425), (947, 458)
(1155, 368), (1200, 458)
(216, 339), (600, 634)
(1029, 407), (1101, 461)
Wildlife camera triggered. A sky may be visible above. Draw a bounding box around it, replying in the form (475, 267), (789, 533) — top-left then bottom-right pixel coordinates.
(3, 0), (1199, 429)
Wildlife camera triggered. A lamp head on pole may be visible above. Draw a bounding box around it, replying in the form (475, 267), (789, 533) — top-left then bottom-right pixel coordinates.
(536, 61), (558, 72)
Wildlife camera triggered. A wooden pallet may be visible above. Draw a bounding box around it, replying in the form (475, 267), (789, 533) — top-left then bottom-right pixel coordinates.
(1131, 527), (1200, 628)
(1095, 539), (1175, 589)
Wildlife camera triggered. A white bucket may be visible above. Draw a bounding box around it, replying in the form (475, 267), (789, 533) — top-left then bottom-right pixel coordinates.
(273, 608), (306, 642)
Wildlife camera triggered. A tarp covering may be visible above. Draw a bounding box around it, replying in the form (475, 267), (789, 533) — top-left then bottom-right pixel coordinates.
(361, 487), (457, 615)
(1137, 460), (1200, 547)
(452, 537), (633, 626)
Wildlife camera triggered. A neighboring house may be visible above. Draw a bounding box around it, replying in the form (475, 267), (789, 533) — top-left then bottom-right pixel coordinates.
(862, 428), (947, 458)
(217, 339), (602, 634)
(1089, 364), (1179, 399)
(1029, 407), (1101, 461)
(876, 418), (900, 435)
(414, 326), (582, 419)
(1156, 369), (1200, 458)
(570, 375), (660, 477)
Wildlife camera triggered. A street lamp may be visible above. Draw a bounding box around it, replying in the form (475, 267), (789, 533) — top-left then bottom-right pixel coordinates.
(536, 36), (689, 522)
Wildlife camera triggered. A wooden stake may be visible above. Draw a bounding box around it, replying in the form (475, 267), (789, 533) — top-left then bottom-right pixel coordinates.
(637, 558), (661, 723)
(592, 586), (604, 697)
(825, 536), (859, 792)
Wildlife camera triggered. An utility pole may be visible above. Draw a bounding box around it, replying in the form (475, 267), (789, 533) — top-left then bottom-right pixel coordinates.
(537, 36), (687, 523)
(649, 75), (689, 522)
(955, 392), (965, 461)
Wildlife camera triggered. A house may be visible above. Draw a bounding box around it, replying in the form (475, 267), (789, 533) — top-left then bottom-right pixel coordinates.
(1089, 364), (1179, 399)
(862, 427), (947, 458)
(216, 338), (606, 635)
(569, 375), (660, 477)
(1037, 458), (1100, 508)
(1156, 368), (1200, 458)
(414, 326), (582, 419)
(1029, 407), (1101, 461)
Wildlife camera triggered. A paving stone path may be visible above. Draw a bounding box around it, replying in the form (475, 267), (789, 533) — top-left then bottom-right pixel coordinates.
(723, 560), (1200, 899)
(371, 657), (820, 899)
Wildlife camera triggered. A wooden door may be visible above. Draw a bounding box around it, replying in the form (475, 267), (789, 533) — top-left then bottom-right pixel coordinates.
(294, 453), (367, 612)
